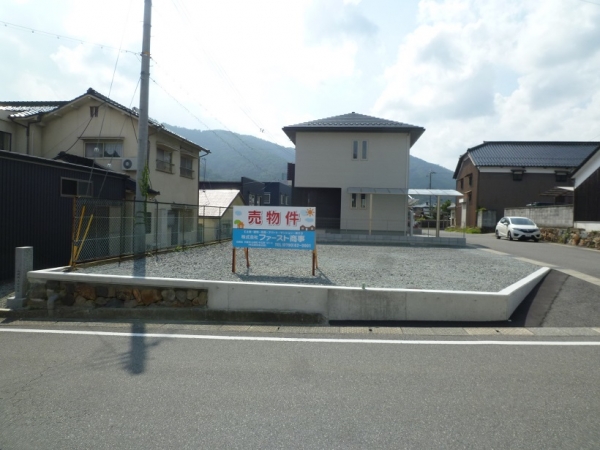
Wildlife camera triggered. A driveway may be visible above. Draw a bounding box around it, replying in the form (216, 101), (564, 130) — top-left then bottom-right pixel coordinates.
(445, 231), (600, 327)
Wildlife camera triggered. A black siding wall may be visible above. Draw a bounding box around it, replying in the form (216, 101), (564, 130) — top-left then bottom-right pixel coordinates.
(0, 154), (125, 280)
(292, 187), (341, 229)
(574, 167), (600, 222)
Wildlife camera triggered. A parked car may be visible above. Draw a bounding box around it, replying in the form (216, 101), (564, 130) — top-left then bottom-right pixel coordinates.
(495, 216), (541, 241)
(526, 202), (554, 207)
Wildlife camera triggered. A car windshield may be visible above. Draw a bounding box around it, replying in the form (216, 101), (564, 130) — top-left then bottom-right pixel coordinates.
(510, 218), (535, 225)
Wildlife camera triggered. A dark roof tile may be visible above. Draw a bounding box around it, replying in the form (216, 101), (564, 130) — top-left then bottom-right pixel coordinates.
(468, 141), (600, 168)
(282, 112), (425, 147)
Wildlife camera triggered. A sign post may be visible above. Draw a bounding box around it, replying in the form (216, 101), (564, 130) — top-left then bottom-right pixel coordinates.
(231, 207), (317, 273)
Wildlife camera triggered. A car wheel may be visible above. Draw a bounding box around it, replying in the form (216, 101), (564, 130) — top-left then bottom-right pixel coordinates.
(508, 231), (513, 241)
(496, 230), (501, 239)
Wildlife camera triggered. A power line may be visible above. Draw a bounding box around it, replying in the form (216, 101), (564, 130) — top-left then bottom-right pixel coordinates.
(149, 76), (266, 174)
(150, 57), (275, 159)
(165, 0), (279, 141)
(0, 20), (139, 56)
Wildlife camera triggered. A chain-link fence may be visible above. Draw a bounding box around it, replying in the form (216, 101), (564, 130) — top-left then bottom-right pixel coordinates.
(71, 198), (232, 265)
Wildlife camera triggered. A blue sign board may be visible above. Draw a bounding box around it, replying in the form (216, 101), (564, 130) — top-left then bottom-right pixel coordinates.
(233, 229), (315, 250)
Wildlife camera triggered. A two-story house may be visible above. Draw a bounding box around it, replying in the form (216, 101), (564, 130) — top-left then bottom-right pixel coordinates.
(0, 88), (210, 253)
(282, 112), (425, 234)
(453, 141), (600, 228)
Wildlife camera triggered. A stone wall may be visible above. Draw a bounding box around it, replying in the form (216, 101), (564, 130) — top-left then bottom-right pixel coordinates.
(26, 280), (208, 310)
(540, 228), (600, 250)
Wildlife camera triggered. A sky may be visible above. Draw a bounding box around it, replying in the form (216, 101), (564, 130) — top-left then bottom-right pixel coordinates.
(1, 0), (600, 170)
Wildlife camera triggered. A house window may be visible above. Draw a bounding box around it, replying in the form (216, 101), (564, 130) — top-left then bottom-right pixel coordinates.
(468, 174), (472, 186)
(180, 155), (194, 179)
(0, 131), (11, 151)
(84, 141), (123, 158)
(264, 193), (271, 205)
(352, 140), (368, 160)
(460, 179), (464, 189)
(156, 148), (173, 173)
(555, 171), (568, 183)
(145, 212), (152, 234)
(351, 194), (367, 209)
(468, 192), (472, 202)
(285, 195), (289, 205)
(90, 106), (99, 117)
(280, 194), (284, 205)
(512, 170), (524, 181)
(249, 193), (255, 205)
(61, 178), (93, 197)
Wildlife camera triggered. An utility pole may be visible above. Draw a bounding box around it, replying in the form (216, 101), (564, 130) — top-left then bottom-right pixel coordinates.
(134, 0), (152, 255)
(428, 171), (436, 217)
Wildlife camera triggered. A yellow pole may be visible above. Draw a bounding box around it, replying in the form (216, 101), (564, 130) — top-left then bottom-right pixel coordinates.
(75, 214), (94, 262)
(70, 204), (86, 266)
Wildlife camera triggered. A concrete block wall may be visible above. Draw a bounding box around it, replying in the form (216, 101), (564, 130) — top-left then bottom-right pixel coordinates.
(504, 205), (573, 228)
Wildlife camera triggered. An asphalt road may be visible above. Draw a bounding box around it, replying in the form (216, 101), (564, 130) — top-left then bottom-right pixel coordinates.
(460, 232), (600, 279)
(1, 323), (600, 450)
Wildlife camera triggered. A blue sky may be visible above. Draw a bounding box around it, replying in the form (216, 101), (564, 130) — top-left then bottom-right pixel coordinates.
(1, 0), (599, 170)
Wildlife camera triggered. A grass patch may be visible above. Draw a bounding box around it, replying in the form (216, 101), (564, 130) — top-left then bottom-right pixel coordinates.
(445, 226), (482, 234)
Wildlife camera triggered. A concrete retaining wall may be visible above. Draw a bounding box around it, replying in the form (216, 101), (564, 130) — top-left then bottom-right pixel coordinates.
(504, 205), (573, 228)
(24, 266), (550, 322)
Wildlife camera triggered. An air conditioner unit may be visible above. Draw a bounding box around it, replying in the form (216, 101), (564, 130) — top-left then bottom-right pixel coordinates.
(122, 157), (137, 171)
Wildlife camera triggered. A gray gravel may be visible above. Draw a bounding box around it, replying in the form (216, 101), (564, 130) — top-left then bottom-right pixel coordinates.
(76, 243), (541, 292)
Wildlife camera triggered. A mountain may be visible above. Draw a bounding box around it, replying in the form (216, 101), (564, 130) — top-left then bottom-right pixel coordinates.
(166, 125), (456, 190)
(166, 126), (294, 182)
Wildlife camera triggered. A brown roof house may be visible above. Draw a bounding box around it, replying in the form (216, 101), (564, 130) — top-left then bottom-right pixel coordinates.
(453, 141), (600, 228)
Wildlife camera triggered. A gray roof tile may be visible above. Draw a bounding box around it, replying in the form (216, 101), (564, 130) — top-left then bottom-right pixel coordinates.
(0, 102), (67, 117)
(468, 141), (600, 168)
(282, 112), (425, 147)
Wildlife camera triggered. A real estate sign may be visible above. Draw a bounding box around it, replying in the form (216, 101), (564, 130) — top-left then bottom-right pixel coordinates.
(232, 206), (316, 250)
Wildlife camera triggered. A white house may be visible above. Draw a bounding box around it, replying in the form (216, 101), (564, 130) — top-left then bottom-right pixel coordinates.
(282, 112), (425, 234)
(198, 189), (244, 242)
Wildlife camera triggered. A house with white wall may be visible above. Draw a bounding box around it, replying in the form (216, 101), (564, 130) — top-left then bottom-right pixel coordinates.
(282, 112), (425, 234)
(0, 88), (210, 250)
(198, 189), (244, 242)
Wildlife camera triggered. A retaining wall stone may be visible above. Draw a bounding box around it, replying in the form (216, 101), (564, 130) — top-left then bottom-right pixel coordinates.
(24, 280), (209, 310)
(541, 228), (600, 250)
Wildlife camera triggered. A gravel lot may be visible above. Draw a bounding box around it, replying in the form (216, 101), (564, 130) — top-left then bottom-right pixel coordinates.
(75, 242), (540, 292)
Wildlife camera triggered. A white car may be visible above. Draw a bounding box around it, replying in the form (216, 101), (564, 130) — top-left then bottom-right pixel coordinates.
(495, 216), (541, 242)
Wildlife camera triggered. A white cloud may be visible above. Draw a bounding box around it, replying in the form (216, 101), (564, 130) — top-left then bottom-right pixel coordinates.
(2, 0), (600, 168)
(375, 0), (600, 170)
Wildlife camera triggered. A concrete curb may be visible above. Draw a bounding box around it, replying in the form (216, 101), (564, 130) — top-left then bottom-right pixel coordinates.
(1, 317), (599, 337)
